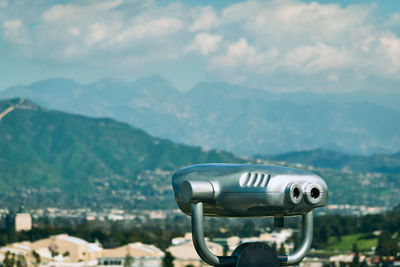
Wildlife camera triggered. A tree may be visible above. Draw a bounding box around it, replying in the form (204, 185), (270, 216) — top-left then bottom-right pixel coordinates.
(317, 224), (330, 244)
(271, 242), (277, 252)
(32, 250), (41, 266)
(332, 223), (343, 241)
(290, 231), (300, 249)
(162, 251), (175, 267)
(4, 251), (15, 267)
(50, 250), (58, 258)
(49, 244), (59, 259)
(16, 255), (27, 267)
(279, 243), (286, 255)
(360, 260), (367, 267)
(124, 254), (133, 267)
(222, 244), (229, 256)
(352, 243), (359, 267)
(239, 220), (258, 237)
(376, 231), (400, 256)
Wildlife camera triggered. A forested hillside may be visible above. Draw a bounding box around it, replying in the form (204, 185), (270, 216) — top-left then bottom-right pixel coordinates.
(0, 98), (398, 210)
(2, 77), (400, 156)
(0, 98), (243, 209)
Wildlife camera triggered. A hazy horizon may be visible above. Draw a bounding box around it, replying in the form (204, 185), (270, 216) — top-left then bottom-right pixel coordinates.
(1, 0), (400, 93)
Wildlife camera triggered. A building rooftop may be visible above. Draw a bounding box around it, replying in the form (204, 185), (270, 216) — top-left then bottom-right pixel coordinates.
(102, 242), (164, 258)
(88, 243), (103, 253)
(128, 243), (162, 255)
(56, 234), (87, 246)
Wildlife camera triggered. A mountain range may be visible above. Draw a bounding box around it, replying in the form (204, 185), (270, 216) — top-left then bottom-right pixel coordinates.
(259, 149), (400, 174)
(0, 98), (399, 210)
(1, 76), (399, 156)
(0, 98), (242, 209)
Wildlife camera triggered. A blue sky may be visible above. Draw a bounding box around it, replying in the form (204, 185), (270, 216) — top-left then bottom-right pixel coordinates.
(1, 0), (400, 92)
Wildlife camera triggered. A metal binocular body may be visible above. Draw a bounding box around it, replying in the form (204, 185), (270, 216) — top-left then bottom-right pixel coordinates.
(172, 163), (328, 266)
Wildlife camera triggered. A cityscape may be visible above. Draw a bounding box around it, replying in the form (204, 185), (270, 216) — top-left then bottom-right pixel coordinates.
(1, 0), (400, 266)
(0, 204), (393, 267)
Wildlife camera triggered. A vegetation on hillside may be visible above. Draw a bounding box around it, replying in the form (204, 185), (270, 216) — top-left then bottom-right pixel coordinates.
(0, 98), (243, 209)
(0, 98), (399, 210)
(259, 148), (400, 174)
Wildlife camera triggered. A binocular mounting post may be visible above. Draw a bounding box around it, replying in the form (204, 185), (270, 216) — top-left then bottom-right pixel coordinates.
(191, 202), (313, 267)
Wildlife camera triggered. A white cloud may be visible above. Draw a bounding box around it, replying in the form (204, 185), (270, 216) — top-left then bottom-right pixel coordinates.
(0, 0), (400, 91)
(1, 19), (27, 44)
(280, 43), (351, 74)
(212, 38), (256, 68)
(110, 17), (184, 45)
(210, 0), (400, 87)
(2, 19), (21, 31)
(327, 73), (339, 82)
(187, 33), (222, 55)
(42, 0), (124, 22)
(86, 23), (108, 45)
(210, 38), (280, 82)
(190, 6), (219, 32)
(221, 1), (373, 45)
(0, 0), (7, 8)
(376, 34), (400, 75)
(386, 13), (400, 27)
(380, 35), (400, 64)
(14, 1), (187, 63)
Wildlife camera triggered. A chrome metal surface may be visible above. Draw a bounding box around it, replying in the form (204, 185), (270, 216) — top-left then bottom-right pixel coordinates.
(191, 202), (314, 266)
(279, 211), (313, 265)
(191, 202), (236, 266)
(172, 164), (328, 217)
(173, 164), (326, 266)
(179, 180), (215, 203)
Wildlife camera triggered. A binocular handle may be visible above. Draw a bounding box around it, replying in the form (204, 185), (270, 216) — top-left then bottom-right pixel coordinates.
(192, 202), (236, 266)
(191, 202), (313, 266)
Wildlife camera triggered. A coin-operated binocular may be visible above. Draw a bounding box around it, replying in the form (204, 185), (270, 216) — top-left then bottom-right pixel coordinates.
(172, 164), (328, 266)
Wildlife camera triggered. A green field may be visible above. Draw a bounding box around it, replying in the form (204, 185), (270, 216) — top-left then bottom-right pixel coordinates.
(326, 233), (377, 252)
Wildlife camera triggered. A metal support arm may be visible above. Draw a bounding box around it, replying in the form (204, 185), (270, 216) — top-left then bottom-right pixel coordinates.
(191, 202), (313, 266)
(278, 211), (313, 265)
(192, 202), (237, 266)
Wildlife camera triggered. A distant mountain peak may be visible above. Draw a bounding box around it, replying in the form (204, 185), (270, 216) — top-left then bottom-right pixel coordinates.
(136, 74), (169, 83)
(30, 78), (79, 89)
(1, 76), (399, 156)
(135, 75), (178, 91)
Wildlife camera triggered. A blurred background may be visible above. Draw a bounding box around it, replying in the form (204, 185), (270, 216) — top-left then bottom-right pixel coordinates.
(0, 0), (399, 266)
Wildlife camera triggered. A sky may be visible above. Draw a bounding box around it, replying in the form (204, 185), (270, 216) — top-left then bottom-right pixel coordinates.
(1, 0), (400, 92)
